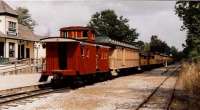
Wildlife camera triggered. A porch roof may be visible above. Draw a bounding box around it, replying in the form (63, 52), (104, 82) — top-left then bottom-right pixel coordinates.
(0, 24), (40, 42)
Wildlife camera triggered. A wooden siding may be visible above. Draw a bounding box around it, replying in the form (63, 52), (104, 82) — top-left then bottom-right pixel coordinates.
(109, 46), (139, 70)
(96, 47), (109, 72)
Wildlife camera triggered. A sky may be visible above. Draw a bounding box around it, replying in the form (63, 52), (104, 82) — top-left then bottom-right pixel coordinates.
(7, 0), (186, 50)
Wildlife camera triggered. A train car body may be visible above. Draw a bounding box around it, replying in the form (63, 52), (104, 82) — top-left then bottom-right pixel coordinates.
(139, 53), (149, 67)
(39, 26), (174, 83)
(161, 54), (173, 65)
(39, 26), (110, 82)
(109, 47), (139, 70)
(96, 37), (140, 75)
(140, 52), (173, 69)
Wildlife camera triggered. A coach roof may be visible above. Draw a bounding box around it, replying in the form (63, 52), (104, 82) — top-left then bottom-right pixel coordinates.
(96, 37), (139, 50)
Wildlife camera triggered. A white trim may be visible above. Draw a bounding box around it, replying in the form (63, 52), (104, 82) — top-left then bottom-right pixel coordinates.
(41, 38), (78, 43)
(96, 44), (110, 48)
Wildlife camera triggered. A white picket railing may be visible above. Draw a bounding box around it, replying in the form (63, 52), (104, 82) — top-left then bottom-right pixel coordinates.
(0, 58), (45, 75)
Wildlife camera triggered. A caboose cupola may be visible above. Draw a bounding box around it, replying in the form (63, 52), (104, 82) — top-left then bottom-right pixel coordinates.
(60, 26), (95, 41)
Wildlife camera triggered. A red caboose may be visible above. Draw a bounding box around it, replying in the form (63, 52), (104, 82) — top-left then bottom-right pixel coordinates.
(39, 26), (110, 82)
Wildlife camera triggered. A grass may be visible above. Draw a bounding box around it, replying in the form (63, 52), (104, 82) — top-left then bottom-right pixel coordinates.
(179, 62), (200, 96)
(170, 61), (200, 110)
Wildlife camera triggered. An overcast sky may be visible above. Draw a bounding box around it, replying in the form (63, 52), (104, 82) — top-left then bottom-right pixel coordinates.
(7, 0), (186, 50)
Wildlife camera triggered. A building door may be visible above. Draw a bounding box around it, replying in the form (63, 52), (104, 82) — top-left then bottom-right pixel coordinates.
(58, 43), (67, 70)
(26, 48), (30, 58)
(0, 42), (4, 57)
(21, 44), (25, 59)
(18, 45), (20, 60)
(18, 44), (25, 59)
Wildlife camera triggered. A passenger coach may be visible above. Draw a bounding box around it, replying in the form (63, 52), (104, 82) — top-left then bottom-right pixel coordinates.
(96, 37), (140, 76)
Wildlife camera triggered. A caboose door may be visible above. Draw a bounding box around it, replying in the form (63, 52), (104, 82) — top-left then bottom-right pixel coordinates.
(58, 43), (67, 70)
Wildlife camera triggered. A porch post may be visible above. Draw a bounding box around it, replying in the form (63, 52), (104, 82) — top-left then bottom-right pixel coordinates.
(15, 42), (18, 59)
(5, 40), (9, 58)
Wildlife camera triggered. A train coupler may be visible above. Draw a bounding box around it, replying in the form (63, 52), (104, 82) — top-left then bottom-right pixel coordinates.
(39, 75), (49, 82)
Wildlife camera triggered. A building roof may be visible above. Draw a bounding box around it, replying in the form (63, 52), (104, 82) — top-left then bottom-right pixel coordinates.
(0, 24), (39, 41)
(18, 24), (39, 41)
(95, 37), (139, 50)
(0, 0), (18, 17)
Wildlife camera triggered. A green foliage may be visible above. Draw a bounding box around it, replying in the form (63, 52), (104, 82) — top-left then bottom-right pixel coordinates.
(175, 1), (200, 58)
(16, 7), (36, 31)
(88, 9), (139, 45)
(135, 40), (151, 53)
(143, 42), (151, 52)
(149, 35), (171, 55)
(135, 40), (144, 50)
(170, 46), (178, 57)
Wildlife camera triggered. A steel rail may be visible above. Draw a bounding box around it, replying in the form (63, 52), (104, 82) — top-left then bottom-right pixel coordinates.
(0, 83), (68, 105)
(135, 66), (180, 110)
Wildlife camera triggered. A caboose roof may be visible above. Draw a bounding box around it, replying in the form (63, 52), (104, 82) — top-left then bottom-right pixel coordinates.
(40, 37), (78, 42)
(60, 26), (95, 31)
(95, 37), (139, 50)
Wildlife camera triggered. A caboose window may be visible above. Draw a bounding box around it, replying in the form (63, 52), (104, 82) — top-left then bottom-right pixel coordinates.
(64, 32), (67, 38)
(83, 31), (88, 37)
(75, 32), (78, 38)
(72, 31), (74, 37)
(81, 46), (85, 57)
(86, 49), (90, 58)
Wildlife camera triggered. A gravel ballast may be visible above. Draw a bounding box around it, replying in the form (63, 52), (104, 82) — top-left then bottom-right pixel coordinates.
(5, 66), (178, 110)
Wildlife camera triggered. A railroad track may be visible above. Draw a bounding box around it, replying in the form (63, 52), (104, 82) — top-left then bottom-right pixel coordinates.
(0, 83), (70, 109)
(0, 65), (179, 110)
(135, 65), (180, 110)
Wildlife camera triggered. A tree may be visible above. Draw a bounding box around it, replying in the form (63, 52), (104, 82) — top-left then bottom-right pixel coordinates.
(170, 46), (178, 56)
(143, 42), (151, 52)
(136, 40), (145, 50)
(88, 9), (139, 45)
(149, 35), (171, 55)
(16, 7), (36, 31)
(175, 1), (200, 57)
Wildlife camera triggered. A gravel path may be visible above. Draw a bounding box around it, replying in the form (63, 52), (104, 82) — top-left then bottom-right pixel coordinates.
(5, 66), (178, 110)
(0, 74), (52, 91)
